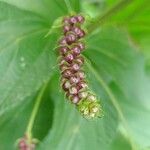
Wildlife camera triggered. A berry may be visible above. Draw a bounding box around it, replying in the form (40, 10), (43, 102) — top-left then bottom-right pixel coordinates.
(62, 69), (72, 78)
(63, 25), (71, 34)
(77, 81), (88, 90)
(78, 30), (85, 38)
(77, 70), (86, 79)
(72, 46), (81, 56)
(69, 86), (78, 95)
(70, 95), (80, 104)
(69, 16), (78, 24)
(71, 63), (80, 72)
(76, 15), (85, 23)
(66, 33), (77, 44)
(70, 76), (80, 84)
(63, 17), (70, 24)
(62, 80), (71, 91)
(65, 53), (74, 63)
(59, 37), (67, 46)
(59, 46), (69, 56)
(18, 135), (37, 150)
(76, 56), (84, 65)
(78, 42), (85, 51)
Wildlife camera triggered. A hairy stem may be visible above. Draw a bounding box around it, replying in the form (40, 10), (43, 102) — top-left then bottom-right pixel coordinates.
(26, 82), (48, 141)
(88, 0), (133, 32)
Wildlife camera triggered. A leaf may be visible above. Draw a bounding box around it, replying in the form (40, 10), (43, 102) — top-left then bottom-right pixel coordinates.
(0, 86), (54, 150)
(108, 0), (150, 71)
(0, 1), (149, 150)
(0, 0), (80, 116)
(84, 27), (150, 149)
(110, 131), (132, 150)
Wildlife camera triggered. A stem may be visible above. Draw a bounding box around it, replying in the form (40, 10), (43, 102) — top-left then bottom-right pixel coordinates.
(26, 82), (48, 141)
(64, 0), (73, 14)
(87, 0), (133, 32)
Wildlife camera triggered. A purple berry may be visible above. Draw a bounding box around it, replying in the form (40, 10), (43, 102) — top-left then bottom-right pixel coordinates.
(71, 63), (80, 72)
(59, 37), (67, 46)
(65, 53), (74, 63)
(72, 46), (81, 56)
(70, 76), (80, 84)
(78, 30), (85, 38)
(76, 15), (85, 23)
(69, 16), (78, 24)
(59, 46), (69, 56)
(78, 42), (85, 51)
(77, 81), (88, 90)
(72, 26), (82, 37)
(63, 25), (71, 34)
(66, 33), (77, 44)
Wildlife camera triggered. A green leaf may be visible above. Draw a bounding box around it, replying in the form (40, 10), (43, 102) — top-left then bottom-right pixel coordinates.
(84, 27), (150, 149)
(0, 0), (80, 116)
(108, 0), (150, 70)
(0, 86), (54, 150)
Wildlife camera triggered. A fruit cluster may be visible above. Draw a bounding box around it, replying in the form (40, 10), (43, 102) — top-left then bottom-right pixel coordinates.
(18, 136), (36, 150)
(58, 14), (102, 119)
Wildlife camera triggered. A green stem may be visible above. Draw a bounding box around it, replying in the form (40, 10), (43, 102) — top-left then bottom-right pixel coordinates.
(87, 0), (133, 32)
(64, 0), (73, 14)
(26, 82), (48, 141)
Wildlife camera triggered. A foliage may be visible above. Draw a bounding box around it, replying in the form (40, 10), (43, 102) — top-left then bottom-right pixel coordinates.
(0, 0), (149, 150)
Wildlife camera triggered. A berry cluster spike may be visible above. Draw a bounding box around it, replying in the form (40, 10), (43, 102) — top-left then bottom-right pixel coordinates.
(58, 14), (103, 119)
(18, 135), (37, 150)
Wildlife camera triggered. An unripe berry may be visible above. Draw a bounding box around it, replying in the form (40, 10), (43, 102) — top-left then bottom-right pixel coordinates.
(79, 91), (88, 99)
(62, 80), (71, 91)
(69, 86), (78, 95)
(70, 95), (80, 104)
(59, 64), (68, 72)
(77, 70), (86, 79)
(76, 56), (84, 65)
(62, 69), (72, 78)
